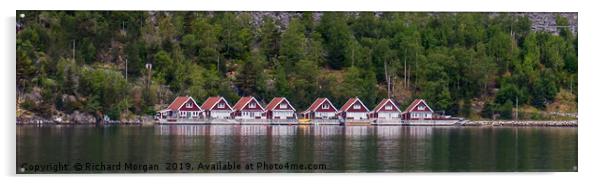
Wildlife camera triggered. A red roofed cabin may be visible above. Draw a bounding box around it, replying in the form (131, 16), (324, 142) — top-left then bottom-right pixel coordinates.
(200, 96), (233, 119)
(266, 97), (297, 120)
(401, 99), (434, 120)
(158, 96), (202, 119)
(370, 98), (401, 120)
(337, 97), (370, 120)
(301, 98), (338, 119)
(232, 96), (266, 119)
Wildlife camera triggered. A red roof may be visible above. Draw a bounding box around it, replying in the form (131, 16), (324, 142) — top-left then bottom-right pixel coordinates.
(167, 96), (197, 110)
(200, 96), (229, 110)
(373, 98), (401, 112)
(266, 97), (283, 110)
(304, 98), (337, 113)
(403, 99), (433, 113)
(305, 98), (325, 112)
(265, 97), (295, 111)
(167, 96), (188, 110)
(232, 96), (264, 111)
(339, 97), (368, 112)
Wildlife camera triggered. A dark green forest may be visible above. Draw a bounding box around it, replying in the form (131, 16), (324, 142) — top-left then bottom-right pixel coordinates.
(16, 11), (577, 121)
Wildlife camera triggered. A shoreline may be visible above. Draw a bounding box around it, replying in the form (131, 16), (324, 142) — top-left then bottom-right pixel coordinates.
(16, 119), (578, 127)
(462, 120), (577, 127)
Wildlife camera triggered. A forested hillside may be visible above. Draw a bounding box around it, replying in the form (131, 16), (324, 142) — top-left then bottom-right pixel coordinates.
(16, 11), (578, 121)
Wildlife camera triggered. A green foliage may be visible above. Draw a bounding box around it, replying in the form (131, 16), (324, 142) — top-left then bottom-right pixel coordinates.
(421, 80), (452, 111)
(16, 39), (35, 92)
(317, 12), (353, 69)
(259, 16), (281, 61)
(274, 65), (290, 98)
(290, 59), (319, 108)
(279, 18), (306, 65)
(15, 11), (578, 121)
(495, 81), (527, 105)
(532, 69), (558, 108)
(235, 52), (267, 97)
(79, 68), (128, 119)
(499, 100), (514, 120)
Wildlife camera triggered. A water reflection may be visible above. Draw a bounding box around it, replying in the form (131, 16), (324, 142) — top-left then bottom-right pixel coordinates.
(17, 125), (577, 172)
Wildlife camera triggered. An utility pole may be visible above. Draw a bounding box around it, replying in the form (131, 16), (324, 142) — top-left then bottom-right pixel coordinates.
(122, 21), (127, 37)
(146, 63), (152, 90)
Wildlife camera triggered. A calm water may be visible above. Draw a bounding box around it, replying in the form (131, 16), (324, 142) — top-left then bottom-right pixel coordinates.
(16, 125), (577, 173)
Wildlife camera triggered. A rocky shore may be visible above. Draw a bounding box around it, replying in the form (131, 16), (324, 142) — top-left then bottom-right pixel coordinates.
(463, 120), (577, 127)
(16, 112), (154, 125)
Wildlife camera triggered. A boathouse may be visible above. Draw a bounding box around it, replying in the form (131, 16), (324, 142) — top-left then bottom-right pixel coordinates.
(158, 96), (202, 119)
(337, 97), (370, 120)
(265, 97), (297, 120)
(401, 99), (434, 120)
(232, 96), (266, 119)
(301, 98), (338, 119)
(200, 96), (233, 119)
(370, 98), (401, 120)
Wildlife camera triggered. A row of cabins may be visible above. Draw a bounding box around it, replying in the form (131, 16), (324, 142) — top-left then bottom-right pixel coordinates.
(157, 96), (442, 124)
(157, 96), (297, 120)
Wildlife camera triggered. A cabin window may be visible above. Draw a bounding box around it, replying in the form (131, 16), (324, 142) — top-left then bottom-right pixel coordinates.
(185, 103), (192, 108)
(385, 105), (392, 110)
(217, 103), (225, 108)
(249, 103), (256, 108)
(279, 103), (287, 109)
(418, 105), (425, 111)
(322, 104), (329, 109)
(353, 104), (361, 110)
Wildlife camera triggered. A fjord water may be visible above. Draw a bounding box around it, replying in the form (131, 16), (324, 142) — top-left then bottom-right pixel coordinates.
(16, 125), (577, 173)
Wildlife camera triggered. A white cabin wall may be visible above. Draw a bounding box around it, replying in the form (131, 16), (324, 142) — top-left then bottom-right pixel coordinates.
(273, 111), (294, 119)
(347, 112), (368, 120)
(210, 111), (231, 119)
(315, 112), (336, 119)
(378, 112), (400, 119)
